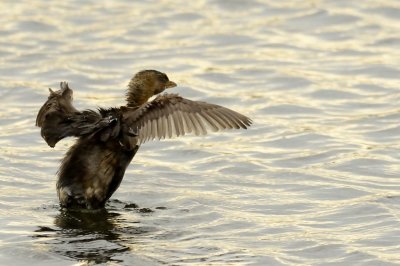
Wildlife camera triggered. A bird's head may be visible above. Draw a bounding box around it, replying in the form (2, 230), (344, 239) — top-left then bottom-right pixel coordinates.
(126, 70), (177, 107)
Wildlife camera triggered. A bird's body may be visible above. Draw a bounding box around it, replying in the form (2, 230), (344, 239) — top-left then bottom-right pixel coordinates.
(36, 70), (251, 209)
(57, 120), (139, 209)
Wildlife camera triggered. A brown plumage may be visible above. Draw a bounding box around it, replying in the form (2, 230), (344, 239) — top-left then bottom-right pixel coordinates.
(36, 70), (252, 209)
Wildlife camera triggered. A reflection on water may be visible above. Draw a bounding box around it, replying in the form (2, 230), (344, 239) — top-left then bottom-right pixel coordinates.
(34, 201), (157, 265)
(36, 210), (126, 264)
(1, 0), (400, 265)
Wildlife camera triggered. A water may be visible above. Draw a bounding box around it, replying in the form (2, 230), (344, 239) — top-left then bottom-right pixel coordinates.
(1, 0), (400, 265)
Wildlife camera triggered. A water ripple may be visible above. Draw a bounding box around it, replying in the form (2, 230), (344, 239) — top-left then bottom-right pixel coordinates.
(0, 0), (400, 265)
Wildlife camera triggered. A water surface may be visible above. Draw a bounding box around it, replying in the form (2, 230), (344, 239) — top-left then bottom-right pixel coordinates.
(1, 0), (400, 265)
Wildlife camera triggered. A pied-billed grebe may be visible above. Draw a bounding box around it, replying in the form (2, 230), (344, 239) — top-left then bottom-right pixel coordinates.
(36, 70), (252, 209)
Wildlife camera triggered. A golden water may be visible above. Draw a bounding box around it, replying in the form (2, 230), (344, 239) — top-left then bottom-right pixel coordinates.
(1, 0), (400, 265)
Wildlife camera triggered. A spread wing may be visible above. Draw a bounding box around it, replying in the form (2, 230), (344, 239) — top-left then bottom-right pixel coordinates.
(36, 82), (115, 147)
(121, 93), (252, 148)
(36, 82), (78, 128)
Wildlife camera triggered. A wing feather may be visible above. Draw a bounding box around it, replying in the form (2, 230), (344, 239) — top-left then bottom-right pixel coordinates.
(172, 111), (181, 137)
(167, 113), (173, 138)
(189, 112), (202, 136)
(158, 110), (166, 139)
(122, 93), (251, 146)
(194, 112), (207, 135)
(204, 108), (229, 129)
(177, 110), (186, 136)
(199, 111), (219, 132)
(204, 111), (226, 130)
(36, 82), (107, 147)
(181, 111), (193, 133)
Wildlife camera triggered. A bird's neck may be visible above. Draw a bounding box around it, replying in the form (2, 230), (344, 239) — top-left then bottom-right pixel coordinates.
(126, 81), (151, 107)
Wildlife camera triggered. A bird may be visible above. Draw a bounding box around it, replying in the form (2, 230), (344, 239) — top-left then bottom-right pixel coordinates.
(36, 70), (252, 209)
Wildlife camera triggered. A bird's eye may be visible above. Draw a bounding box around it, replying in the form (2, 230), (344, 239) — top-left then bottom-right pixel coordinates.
(158, 73), (169, 83)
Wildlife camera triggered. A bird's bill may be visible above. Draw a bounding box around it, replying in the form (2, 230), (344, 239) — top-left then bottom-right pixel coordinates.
(165, 81), (177, 89)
